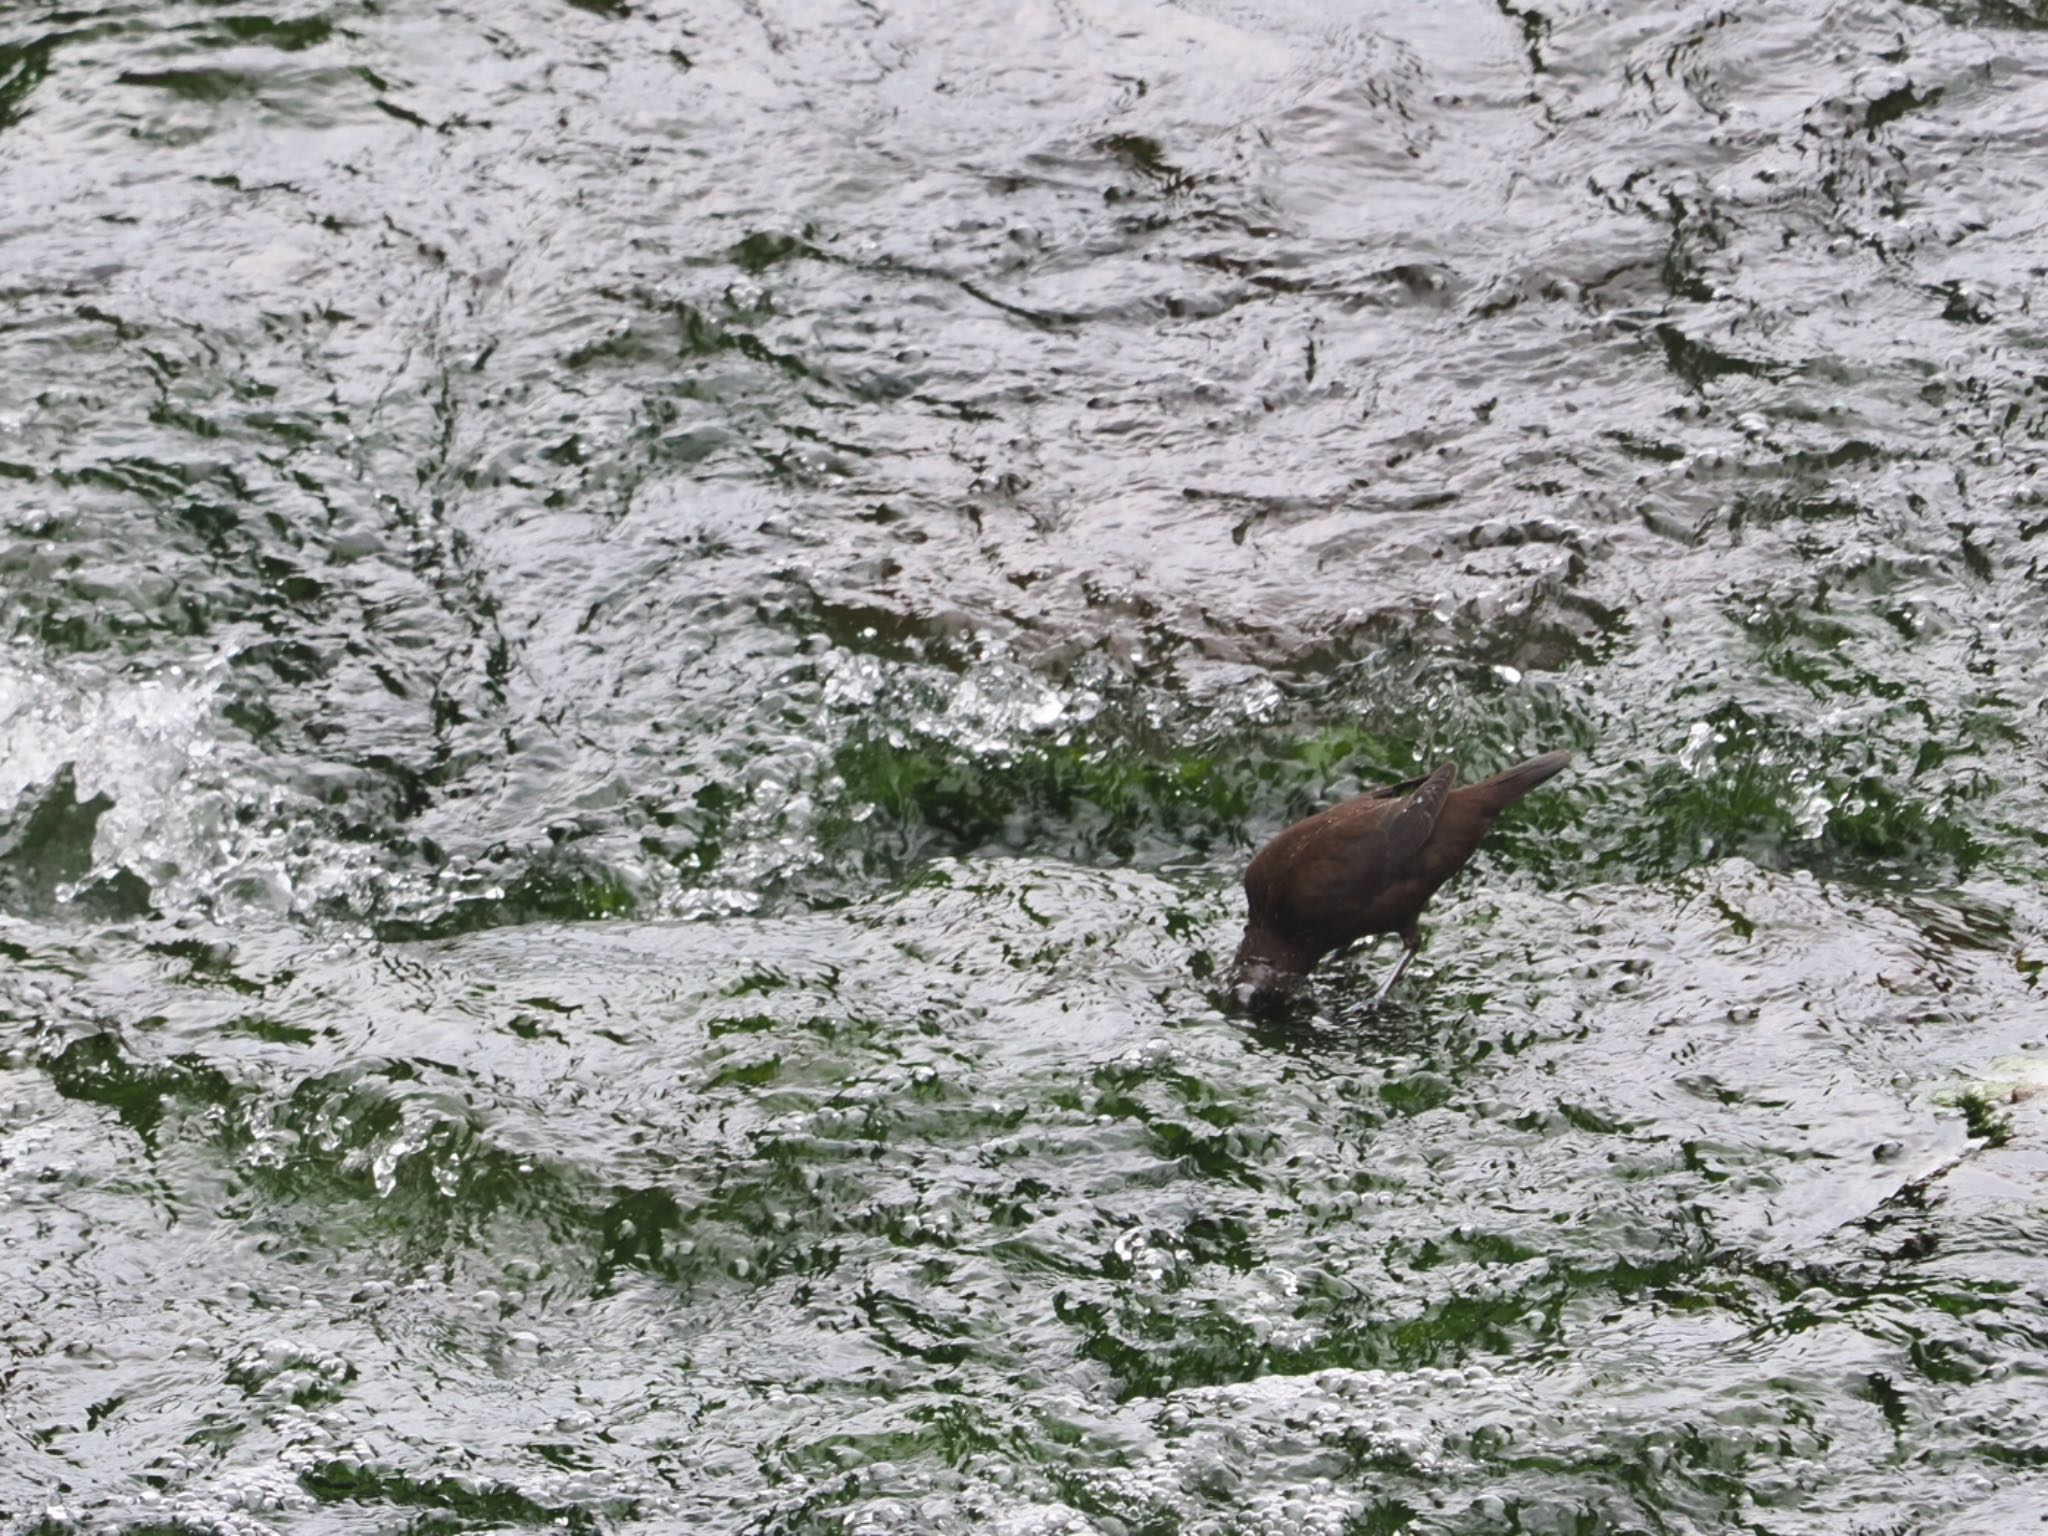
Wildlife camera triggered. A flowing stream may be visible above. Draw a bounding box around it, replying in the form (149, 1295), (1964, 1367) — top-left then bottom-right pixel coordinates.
(4, 1), (2048, 1531)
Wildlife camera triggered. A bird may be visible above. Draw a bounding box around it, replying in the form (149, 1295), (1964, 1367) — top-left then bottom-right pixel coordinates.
(1226, 750), (1572, 1013)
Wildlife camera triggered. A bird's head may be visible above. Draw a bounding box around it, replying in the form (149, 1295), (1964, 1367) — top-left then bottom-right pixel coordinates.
(1224, 924), (1311, 1014)
(1225, 958), (1304, 1014)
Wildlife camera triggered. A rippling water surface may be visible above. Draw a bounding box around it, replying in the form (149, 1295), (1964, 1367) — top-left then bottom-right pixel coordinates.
(5, 0), (2048, 1530)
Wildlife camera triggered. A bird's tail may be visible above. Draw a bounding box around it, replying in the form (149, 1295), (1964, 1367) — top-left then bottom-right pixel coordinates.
(1470, 749), (1572, 809)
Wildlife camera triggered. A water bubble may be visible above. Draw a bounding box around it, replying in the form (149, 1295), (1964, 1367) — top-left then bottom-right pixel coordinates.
(1678, 720), (1717, 774)
(1793, 782), (1835, 839)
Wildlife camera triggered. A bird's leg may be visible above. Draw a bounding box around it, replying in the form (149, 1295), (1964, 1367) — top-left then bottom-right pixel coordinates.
(1370, 925), (1424, 1009)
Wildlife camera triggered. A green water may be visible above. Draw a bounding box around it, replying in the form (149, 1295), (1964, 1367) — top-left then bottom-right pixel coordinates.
(4, 0), (2048, 1531)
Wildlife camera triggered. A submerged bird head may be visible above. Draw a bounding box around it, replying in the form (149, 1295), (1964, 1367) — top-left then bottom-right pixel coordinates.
(1225, 924), (1311, 1014)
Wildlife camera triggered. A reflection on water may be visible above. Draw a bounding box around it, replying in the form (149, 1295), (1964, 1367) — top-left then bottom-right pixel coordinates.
(5, 0), (2048, 1529)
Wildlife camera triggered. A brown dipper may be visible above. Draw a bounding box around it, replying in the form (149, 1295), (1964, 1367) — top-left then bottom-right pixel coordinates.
(1227, 750), (1572, 1012)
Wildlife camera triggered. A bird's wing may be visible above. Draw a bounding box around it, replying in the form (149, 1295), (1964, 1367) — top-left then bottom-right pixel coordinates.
(1362, 770), (1432, 801)
(1366, 760), (1455, 869)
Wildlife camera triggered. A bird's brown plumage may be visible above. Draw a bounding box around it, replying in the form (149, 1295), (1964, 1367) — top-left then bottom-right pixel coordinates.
(1227, 750), (1571, 1012)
